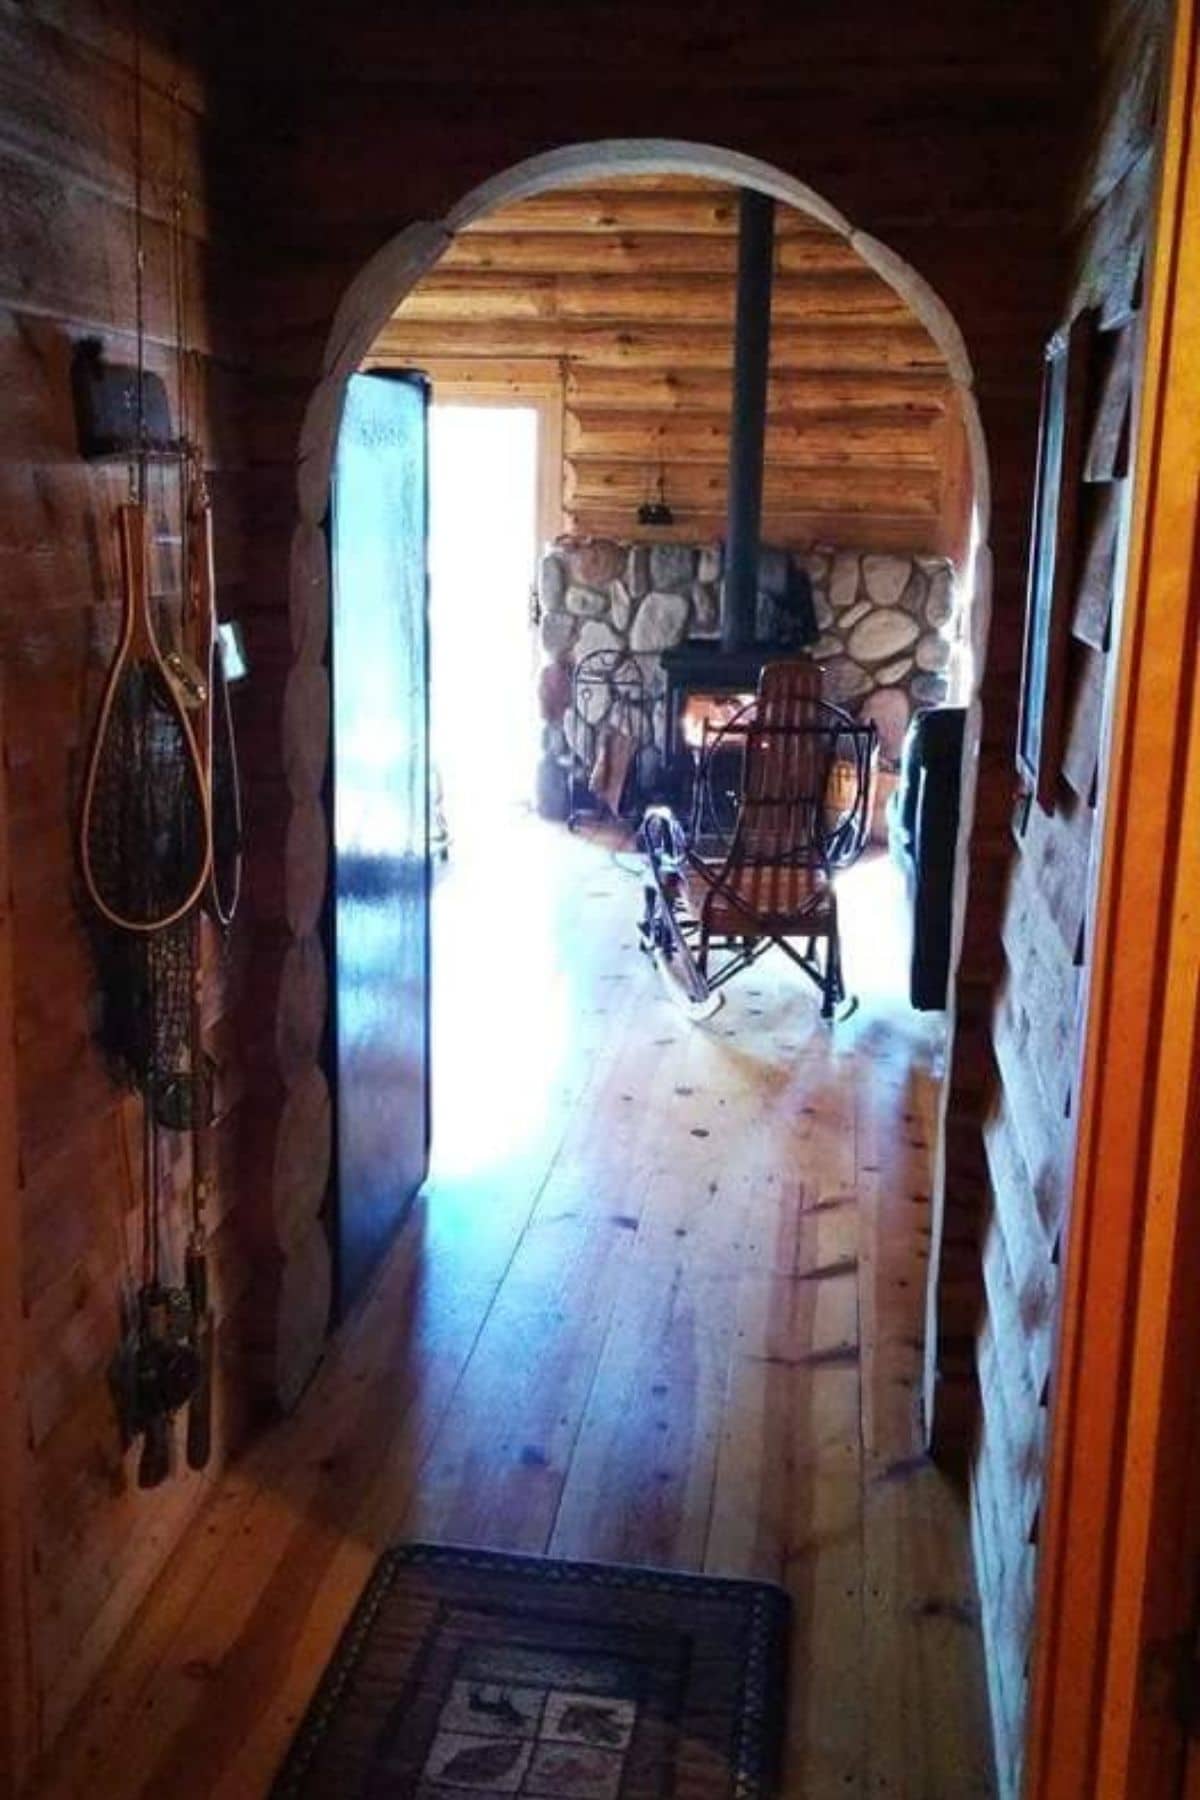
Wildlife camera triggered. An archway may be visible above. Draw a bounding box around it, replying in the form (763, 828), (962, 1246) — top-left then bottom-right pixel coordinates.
(276, 139), (992, 1428)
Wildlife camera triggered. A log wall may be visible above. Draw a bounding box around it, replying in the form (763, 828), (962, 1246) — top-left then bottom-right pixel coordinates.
(0, 0), (257, 1770)
(370, 180), (961, 556)
(0, 0), (1097, 1778)
(928, 2), (1167, 1792)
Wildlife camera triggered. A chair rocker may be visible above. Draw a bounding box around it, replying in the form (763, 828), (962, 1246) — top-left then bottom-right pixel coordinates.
(637, 659), (877, 1022)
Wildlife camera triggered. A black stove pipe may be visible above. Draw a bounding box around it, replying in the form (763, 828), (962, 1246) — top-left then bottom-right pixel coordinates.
(722, 188), (775, 654)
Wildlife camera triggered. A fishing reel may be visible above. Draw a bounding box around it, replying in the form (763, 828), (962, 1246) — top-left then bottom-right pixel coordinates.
(112, 1282), (204, 1488)
(134, 1284), (200, 1419)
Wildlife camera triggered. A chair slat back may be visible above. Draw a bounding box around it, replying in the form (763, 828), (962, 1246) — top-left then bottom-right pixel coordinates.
(740, 658), (831, 864)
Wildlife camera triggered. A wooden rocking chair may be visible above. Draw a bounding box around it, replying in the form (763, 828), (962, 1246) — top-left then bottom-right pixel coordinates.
(638, 658), (877, 1021)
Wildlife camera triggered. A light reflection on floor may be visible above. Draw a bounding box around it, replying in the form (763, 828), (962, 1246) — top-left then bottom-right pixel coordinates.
(426, 811), (941, 1194)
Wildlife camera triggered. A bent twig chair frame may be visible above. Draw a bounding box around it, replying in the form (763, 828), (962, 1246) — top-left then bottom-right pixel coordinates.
(638, 659), (878, 1021)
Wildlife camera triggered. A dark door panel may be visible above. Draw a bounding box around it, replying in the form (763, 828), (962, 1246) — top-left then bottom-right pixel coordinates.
(329, 371), (431, 1315)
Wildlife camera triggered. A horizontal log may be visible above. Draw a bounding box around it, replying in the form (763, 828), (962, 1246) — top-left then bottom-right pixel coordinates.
(1062, 639), (1105, 801)
(274, 1222), (332, 1413)
(373, 318), (944, 371)
(439, 228), (863, 277)
(461, 185), (830, 236)
(384, 358), (952, 421)
(565, 407), (942, 466)
(271, 1065), (332, 1253)
(0, 142), (229, 356)
(976, 1274), (1044, 1542)
(564, 505), (946, 556)
(0, 10), (211, 237)
(371, 353), (561, 397)
(565, 455), (939, 515)
(565, 364), (951, 414)
(396, 270), (908, 327)
(275, 933), (328, 1089)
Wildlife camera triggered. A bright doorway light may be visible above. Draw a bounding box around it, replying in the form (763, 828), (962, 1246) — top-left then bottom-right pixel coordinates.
(428, 404), (540, 842)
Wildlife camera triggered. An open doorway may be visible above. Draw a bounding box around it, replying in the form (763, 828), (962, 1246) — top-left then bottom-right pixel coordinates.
(314, 153), (993, 1794)
(428, 403), (540, 846)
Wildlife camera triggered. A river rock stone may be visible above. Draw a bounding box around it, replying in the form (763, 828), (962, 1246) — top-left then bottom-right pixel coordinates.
(692, 580), (720, 634)
(813, 592), (835, 630)
(822, 657), (873, 704)
(860, 687), (912, 763)
(568, 538), (624, 586)
(626, 544), (650, 600)
(875, 655), (914, 686)
(916, 631), (951, 671)
(925, 566), (954, 627)
(847, 609), (920, 665)
(574, 619), (622, 663)
(697, 544), (723, 583)
(911, 671), (949, 704)
(541, 612), (576, 659)
(830, 553), (861, 610)
(649, 544), (696, 591)
(898, 570), (927, 616)
(540, 553), (567, 611)
(810, 632), (843, 660)
(609, 580), (634, 633)
(631, 589), (690, 652)
(862, 553), (912, 608)
(538, 661), (572, 724)
(565, 583), (609, 619)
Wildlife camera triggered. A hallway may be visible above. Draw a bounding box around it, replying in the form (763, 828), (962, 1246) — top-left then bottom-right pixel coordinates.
(36, 820), (992, 1799)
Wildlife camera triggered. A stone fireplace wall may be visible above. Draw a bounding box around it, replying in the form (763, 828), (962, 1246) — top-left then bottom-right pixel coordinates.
(536, 536), (959, 804)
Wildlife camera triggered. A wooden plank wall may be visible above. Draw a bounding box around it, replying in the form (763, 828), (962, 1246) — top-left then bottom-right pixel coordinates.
(930, 2), (1166, 1792)
(370, 179), (960, 556)
(0, 0), (255, 1773)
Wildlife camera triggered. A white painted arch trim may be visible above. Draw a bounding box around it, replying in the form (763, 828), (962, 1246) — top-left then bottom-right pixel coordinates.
(305, 137), (989, 547)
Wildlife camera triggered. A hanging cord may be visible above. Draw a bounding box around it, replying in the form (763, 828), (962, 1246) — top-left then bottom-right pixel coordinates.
(131, 0), (157, 1289)
(132, 1), (146, 508)
(171, 81), (208, 1250)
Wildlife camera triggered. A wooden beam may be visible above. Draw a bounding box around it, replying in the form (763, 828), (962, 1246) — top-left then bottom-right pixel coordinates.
(395, 271), (907, 327)
(459, 185), (832, 236)
(565, 409), (943, 465)
(371, 319), (944, 370)
(563, 506), (944, 554)
(565, 456), (940, 515)
(564, 366), (951, 414)
(438, 230), (863, 276)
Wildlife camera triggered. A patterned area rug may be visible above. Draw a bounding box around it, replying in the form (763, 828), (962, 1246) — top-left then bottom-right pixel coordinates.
(271, 1544), (790, 1799)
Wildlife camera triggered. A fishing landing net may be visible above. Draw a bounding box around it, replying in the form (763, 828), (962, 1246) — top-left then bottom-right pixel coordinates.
(86, 666), (213, 1130)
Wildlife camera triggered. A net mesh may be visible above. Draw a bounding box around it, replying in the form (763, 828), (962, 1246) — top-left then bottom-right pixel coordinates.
(91, 915), (211, 1129)
(84, 661), (209, 930)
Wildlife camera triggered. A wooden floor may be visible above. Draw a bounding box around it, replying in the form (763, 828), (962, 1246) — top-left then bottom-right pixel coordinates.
(33, 814), (994, 1798)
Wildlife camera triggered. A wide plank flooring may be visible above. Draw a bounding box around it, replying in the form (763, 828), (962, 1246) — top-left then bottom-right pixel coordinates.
(33, 814), (993, 1798)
